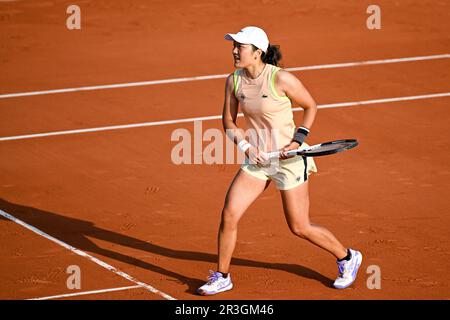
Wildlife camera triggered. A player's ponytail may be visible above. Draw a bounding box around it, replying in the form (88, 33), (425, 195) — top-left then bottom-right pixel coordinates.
(262, 44), (282, 67)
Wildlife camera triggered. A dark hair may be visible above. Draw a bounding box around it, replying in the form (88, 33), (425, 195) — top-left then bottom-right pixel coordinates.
(252, 44), (282, 67)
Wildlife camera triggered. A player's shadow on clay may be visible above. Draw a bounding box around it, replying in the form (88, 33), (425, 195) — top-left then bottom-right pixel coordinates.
(0, 198), (334, 295)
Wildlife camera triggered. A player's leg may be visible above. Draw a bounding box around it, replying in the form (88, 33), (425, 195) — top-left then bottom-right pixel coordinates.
(280, 180), (347, 259)
(280, 180), (363, 289)
(218, 169), (270, 273)
(197, 169), (269, 295)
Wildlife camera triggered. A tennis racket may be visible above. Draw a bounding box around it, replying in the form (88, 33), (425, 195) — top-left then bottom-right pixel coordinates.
(267, 139), (359, 159)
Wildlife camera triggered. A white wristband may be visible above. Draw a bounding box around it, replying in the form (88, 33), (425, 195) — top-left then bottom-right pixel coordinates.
(299, 126), (310, 133)
(238, 140), (252, 152)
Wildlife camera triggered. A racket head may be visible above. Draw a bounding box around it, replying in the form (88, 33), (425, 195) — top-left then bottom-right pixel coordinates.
(299, 139), (359, 157)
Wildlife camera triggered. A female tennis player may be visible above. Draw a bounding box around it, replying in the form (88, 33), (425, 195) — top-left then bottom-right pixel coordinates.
(197, 26), (362, 295)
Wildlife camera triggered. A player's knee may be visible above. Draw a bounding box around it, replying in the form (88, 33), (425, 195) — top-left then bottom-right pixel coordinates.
(221, 207), (241, 229)
(290, 224), (311, 239)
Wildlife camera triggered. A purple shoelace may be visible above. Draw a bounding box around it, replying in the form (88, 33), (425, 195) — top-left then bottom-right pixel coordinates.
(207, 271), (222, 284)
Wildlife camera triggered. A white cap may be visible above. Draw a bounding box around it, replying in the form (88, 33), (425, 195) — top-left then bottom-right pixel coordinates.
(224, 26), (269, 53)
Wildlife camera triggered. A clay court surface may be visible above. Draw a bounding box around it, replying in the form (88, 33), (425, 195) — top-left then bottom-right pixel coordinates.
(0, 0), (449, 300)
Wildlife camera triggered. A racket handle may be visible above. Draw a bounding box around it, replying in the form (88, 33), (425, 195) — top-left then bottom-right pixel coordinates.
(267, 147), (307, 159)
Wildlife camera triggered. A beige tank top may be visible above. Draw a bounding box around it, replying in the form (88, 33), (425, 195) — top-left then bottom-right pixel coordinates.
(233, 63), (295, 152)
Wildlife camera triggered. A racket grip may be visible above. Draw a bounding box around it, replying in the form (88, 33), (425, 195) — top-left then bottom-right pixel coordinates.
(267, 148), (306, 159)
(267, 151), (281, 159)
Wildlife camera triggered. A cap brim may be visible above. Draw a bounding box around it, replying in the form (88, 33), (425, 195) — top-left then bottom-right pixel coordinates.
(224, 33), (235, 41)
(224, 33), (249, 44)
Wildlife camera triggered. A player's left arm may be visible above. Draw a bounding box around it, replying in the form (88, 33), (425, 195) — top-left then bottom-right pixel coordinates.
(275, 69), (318, 130)
(275, 70), (318, 157)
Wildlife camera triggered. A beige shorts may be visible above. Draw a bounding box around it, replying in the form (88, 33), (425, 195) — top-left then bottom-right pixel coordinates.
(241, 152), (318, 190)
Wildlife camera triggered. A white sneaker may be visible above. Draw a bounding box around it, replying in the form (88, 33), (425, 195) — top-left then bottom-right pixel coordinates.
(197, 270), (233, 296)
(333, 249), (363, 289)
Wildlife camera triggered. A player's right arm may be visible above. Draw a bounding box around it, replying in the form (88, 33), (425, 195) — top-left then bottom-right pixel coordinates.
(222, 74), (242, 140)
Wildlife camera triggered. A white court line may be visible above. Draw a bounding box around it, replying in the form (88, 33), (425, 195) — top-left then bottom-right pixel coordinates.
(0, 209), (176, 301)
(0, 92), (449, 142)
(28, 285), (142, 300)
(0, 53), (448, 99)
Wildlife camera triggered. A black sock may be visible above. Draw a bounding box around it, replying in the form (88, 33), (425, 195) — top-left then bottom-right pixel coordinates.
(218, 271), (229, 278)
(338, 249), (352, 262)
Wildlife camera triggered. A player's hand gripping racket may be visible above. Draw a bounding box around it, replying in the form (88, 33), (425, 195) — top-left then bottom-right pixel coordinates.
(267, 139), (359, 159)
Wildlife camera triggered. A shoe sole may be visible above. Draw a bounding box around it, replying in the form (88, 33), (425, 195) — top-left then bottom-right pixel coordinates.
(197, 282), (233, 296)
(334, 251), (363, 289)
